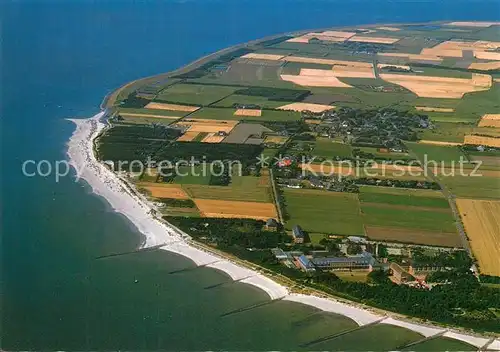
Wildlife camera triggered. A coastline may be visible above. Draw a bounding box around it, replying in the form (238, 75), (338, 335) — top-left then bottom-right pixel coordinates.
(66, 113), (499, 349)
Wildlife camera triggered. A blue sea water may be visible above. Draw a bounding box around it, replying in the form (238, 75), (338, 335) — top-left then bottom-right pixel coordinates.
(2, 1), (499, 350)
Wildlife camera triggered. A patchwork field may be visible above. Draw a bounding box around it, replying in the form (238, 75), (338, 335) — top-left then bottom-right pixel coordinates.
(189, 107), (300, 122)
(301, 163), (426, 180)
(174, 118), (239, 133)
(283, 189), (364, 235)
(193, 199), (277, 220)
(456, 199), (500, 275)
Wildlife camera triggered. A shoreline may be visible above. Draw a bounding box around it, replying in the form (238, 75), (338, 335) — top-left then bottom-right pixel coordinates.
(66, 112), (498, 349)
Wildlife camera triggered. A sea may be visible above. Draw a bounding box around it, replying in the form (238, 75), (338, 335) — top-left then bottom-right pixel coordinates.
(2, 1), (499, 350)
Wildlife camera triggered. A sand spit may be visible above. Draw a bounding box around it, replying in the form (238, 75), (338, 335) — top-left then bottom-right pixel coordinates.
(67, 112), (494, 343)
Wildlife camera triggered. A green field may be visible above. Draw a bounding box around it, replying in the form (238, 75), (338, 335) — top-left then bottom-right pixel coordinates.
(116, 107), (186, 118)
(438, 174), (500, 199)
(155, 83), (238, 106)
(183, 176), (272, 203)
(313, 139), (352, 159)
(189, 107), (301, 121)
(359, 192), (450, 208)
(406, 142), (470, 165)
(283, 189), (364, 235)
(361, 204), (457, 232)
(417, 122), (497, 143)
(173, 165), (212, 185)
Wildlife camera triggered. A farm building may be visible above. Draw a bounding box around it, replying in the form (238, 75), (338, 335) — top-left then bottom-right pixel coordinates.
(265, 218), (279, 231)
(292, 225), (305, 244)
(297, 255), (316, 272)
(311, 252), (375, 271)
(390, 262), (414, 284)
(271, 248), (288, 260)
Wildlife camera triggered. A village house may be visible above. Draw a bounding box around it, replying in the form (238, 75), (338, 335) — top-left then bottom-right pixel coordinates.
(292, 225), (305, 244)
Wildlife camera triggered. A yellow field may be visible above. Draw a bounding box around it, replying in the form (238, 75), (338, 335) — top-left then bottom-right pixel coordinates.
(175, 119), (238, 133)
(418, 140), (462, 146)
(416, 106), (455, 113)
(474, 51), (500, 61)
(349, 35), (400, 44)
(139, 183), (190, 200)
(464, 135), (500, 147)
(478, 114), (500, 128)
(277, 102), (334, 113)
(304, 119), (322, 125)
(201, 133), (225, 143)
(144, 102), (199, 112)
(380, 73), (492, 98)
(240, 53), (286, 61)
(176, 131), (200, 142)
(421, 40), (500, 60)
(193, 199), (278, 220)
(456, 199), (500, 276)
(469, 61), (500, 71)
(234, 109), (262, 117)
(281, 69), (352, 88)
(119, 113), (181, 120)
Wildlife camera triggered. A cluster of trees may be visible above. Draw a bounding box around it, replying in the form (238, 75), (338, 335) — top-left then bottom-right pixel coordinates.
(156, 198), (195, 208)
(411, 249), (472, 269)
(166, 217), (291, 250)
(308, 269), (500, 331)
(154, 142), (263, 167)
(355, 178), (441, 190)
(97, 125), (181, 165)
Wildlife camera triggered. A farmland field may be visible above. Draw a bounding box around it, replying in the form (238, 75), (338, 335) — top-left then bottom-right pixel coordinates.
(183, 181), (272, 203)
(361, 204), (457, 233)
(193, 199), (277, 220)
(283, 189), (364, 235)
(406, 142), (470, 165)
(359, 192), (450, 208)
(155, 83), (238, 106)
(190, 107), (301, 122)
(313, 139), (352, 158)
(456, 199), (500, 276)
(359, 185), (445, 198)
(365, 226), (462, 247)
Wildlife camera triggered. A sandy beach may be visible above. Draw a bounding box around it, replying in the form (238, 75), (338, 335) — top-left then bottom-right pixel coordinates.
(66, 112), (497, 349)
